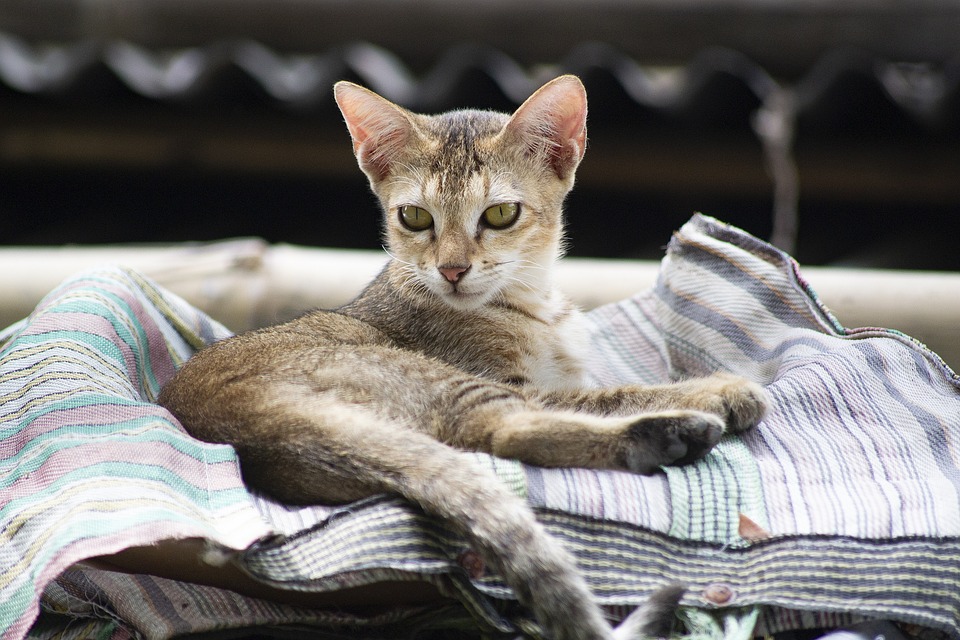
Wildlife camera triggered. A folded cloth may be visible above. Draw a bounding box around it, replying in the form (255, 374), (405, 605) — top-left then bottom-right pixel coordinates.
(4, 214), (959, 639)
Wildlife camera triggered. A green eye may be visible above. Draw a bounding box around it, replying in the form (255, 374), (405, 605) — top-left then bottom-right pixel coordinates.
(399, 205), (434, 231)
(482, 203), (520, 229)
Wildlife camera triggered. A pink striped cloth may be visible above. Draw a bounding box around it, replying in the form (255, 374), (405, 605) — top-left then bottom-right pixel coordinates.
(5, 215), (960, 639)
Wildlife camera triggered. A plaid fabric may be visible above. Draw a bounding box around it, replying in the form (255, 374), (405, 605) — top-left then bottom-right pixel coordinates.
(4, 214), (958, 639)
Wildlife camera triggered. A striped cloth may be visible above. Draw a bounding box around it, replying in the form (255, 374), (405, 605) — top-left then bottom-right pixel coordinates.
(6, 214), (960, 639)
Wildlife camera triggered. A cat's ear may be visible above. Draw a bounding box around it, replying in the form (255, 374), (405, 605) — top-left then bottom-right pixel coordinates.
(505, 75), (588, 179)
(334, 81), (414, 181)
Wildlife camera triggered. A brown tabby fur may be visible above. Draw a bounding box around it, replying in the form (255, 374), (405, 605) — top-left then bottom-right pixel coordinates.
(158, 75), (769, 639)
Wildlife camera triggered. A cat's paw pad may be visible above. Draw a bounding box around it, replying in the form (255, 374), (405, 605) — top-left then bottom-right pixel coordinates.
(620, 411), (725, 474)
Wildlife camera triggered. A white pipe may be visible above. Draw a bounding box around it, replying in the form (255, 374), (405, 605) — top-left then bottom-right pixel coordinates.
(0, 240), (957, 369)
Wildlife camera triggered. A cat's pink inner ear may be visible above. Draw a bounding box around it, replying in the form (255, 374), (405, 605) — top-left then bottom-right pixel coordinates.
(507, 75), (588, 179)
(334, 82), (411, 180)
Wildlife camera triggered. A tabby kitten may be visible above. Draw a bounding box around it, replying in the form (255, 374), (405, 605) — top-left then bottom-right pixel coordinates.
(159, 75), (768, 639)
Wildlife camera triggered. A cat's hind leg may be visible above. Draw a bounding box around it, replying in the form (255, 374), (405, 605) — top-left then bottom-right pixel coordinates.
(412, 373), (724, 473)
(485, 407), (725, 473)
(420, 373), (726, 473)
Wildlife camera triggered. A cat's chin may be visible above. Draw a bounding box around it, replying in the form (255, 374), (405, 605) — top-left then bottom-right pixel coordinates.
(437, 289), (493, 312)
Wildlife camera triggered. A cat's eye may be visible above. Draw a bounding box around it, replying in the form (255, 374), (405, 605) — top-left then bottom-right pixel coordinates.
(482, 203), (520, 229)
(398, 205), (434, 231)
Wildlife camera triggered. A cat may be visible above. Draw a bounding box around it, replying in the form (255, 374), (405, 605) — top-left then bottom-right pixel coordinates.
(158, 75), (769, 640)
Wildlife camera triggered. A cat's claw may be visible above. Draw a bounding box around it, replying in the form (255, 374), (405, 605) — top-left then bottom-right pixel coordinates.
(620, 410), (725, 474)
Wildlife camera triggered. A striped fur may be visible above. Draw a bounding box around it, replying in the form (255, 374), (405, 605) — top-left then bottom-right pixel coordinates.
(157, 77), (767, 638)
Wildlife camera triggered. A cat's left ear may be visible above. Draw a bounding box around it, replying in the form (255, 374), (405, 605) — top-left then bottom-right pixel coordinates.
(505, 75), (588, 180)
(334, 81), (414, 181)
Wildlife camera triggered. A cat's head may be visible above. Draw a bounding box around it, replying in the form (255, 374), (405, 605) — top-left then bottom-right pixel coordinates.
(334, 75), (587, 311)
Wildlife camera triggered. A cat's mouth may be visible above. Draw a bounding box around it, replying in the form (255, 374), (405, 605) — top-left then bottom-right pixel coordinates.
(447, 285), (482, 300)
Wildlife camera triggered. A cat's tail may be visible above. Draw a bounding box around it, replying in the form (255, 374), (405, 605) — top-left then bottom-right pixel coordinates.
(613, 584), (685, 639)
(350, 421), (615, 639)
(355, 429), (685, 640)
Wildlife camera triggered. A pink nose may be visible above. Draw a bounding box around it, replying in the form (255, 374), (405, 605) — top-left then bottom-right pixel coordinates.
(439, 265), (469, 283)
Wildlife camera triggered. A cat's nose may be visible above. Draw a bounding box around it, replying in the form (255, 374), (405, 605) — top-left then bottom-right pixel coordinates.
(439, 265), (470, 283)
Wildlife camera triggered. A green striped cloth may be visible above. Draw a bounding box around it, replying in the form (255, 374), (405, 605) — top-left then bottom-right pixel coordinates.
(6, 214), (960, 639)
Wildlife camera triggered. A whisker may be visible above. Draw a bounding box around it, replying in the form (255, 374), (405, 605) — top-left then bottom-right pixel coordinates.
(501, 272), (547, 294)
(491, 260), (550, 291)
(382, 246), (419, 268)
(389, 261), (431, 295)
(513, 259), (552, 272)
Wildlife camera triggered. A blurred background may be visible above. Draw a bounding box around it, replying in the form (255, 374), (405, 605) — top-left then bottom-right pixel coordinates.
(1, 0), (959, 268)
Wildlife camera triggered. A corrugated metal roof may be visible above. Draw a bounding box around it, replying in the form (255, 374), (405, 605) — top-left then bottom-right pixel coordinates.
(1, 33), (957, 135)
(1, 31), (957, 271)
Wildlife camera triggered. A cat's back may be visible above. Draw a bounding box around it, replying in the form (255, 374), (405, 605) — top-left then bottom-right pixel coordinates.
(161, 307), (390, 402)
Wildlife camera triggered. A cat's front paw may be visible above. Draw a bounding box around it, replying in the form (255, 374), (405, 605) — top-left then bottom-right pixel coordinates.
(620, 410), (725, 474)
(680, 373), (770, 434)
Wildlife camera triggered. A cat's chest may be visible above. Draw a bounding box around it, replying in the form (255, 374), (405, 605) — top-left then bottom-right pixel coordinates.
(354, 282), (592, 391)
(513, 309), (591, 391)
(439, 296), (592, 392)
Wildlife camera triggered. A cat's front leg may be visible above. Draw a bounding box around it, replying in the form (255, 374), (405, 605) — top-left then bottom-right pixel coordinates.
(663, 373), (770, 433)
(538, 373), (769, 434)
